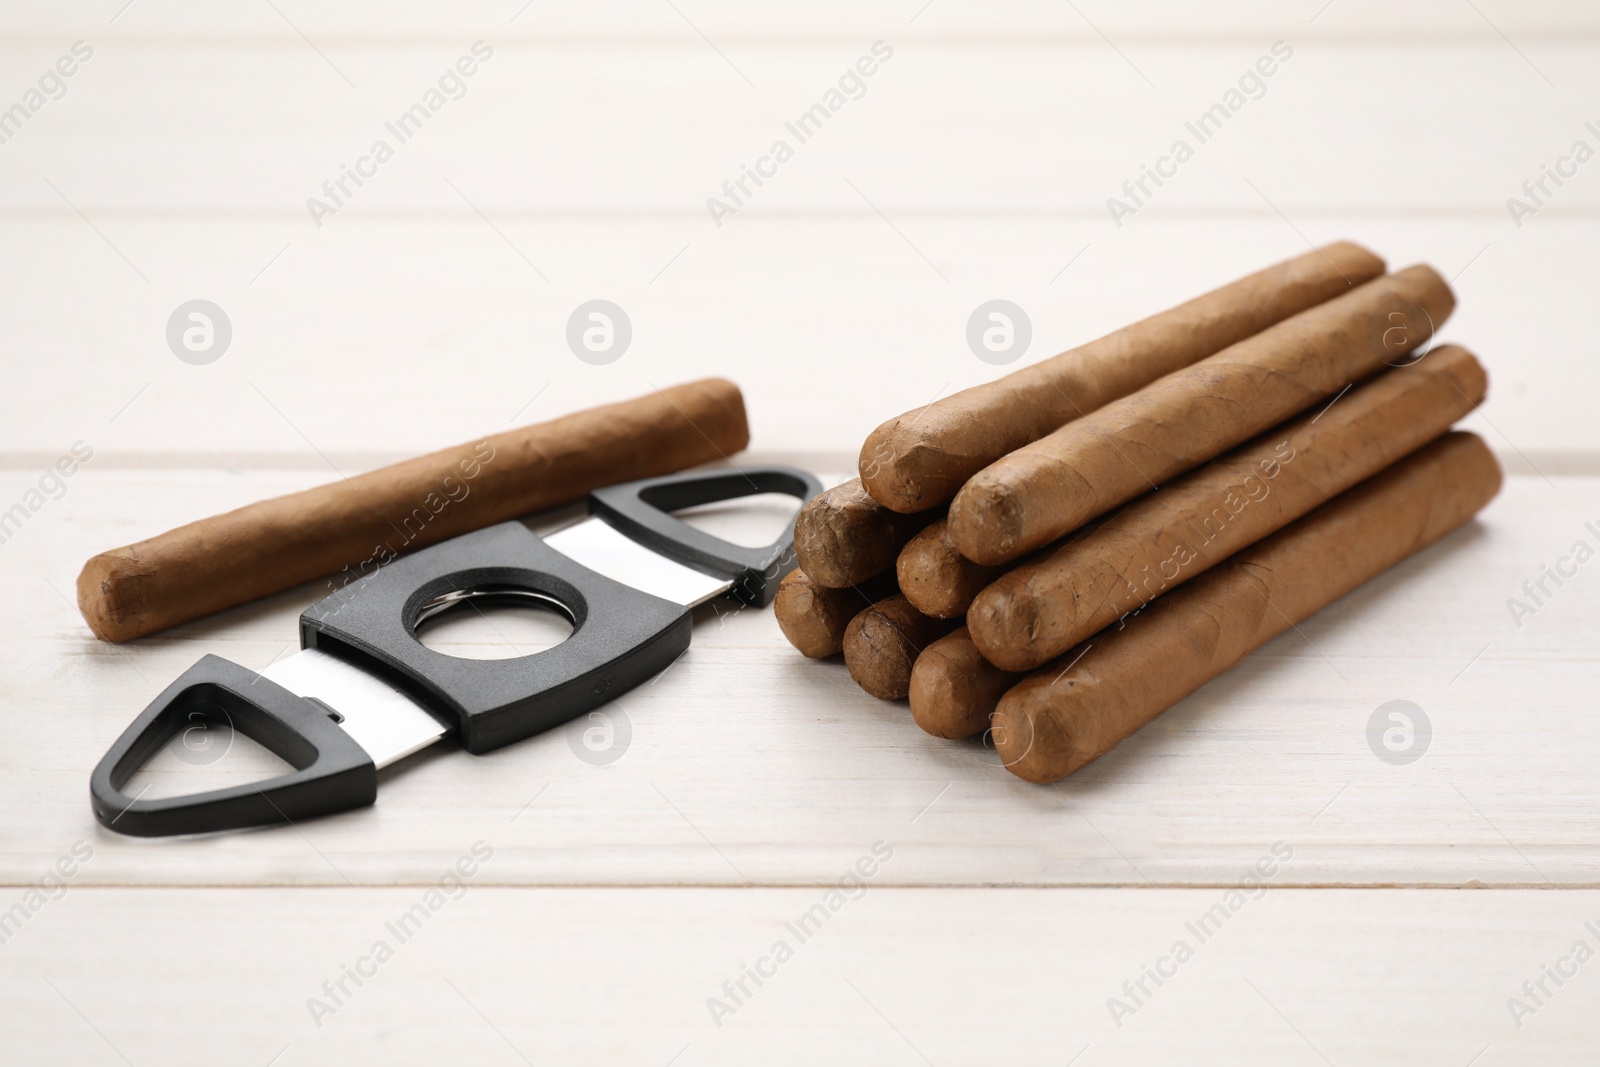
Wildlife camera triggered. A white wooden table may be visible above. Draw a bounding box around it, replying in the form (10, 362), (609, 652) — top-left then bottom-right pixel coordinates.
(3, 2), (1598, 1063)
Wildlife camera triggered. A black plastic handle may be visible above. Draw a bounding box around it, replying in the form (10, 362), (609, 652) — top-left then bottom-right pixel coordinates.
(588, 465), (822, 606)
(89, 655), (377, 837)
(302, 521), (691, 755)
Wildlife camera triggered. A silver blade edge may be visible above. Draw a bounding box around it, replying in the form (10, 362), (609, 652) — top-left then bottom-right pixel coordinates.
(543, 516), (733, 608)
(259, 648), (451, 769)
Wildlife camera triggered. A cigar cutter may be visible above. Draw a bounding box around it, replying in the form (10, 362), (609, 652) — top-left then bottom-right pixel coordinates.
(90, 465), (821, 837)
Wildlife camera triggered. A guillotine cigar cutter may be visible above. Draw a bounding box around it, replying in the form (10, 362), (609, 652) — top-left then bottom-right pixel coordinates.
(90, 465), (821, 837)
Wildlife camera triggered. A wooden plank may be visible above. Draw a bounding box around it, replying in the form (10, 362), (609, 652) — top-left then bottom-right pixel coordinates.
(4, 0), (1600, 39)
(0, 38), (1594, 214)
(0, 216), (1595, 459)
(0, 466), (1595, 887)
(0, 885), (1595, 1064)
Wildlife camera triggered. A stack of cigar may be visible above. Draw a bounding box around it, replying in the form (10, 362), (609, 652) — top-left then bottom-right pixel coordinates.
(776, 242), (1501, 783)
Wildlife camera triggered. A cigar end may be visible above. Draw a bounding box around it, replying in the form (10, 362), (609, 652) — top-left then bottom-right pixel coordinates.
(908, 630), (979, 739)
(1318, 240), (1387, 283)
(76, 551), (142, 643)
(774, 569), (846, 658)
(681, 377), (752, 454)
(843, 605), (919, 701)
(859, 424), (963, 514)
(966, 582), (1049, 673)
(897, 523), (963, 619)
(991, 692), (1075, 784)
(842, 595), (956, 700)
(946, 475), (1028, 567)
(1375, 265), (1456, 364)
(794, 482), (873, 588)
(896, 565), (955, 620)
(1438, 430), (1504, 508)
(1431, 344), (1488, 408)
(910, 628), (1020, 740)
(794, 478), (938, 588)
(908, 652), (966, 738)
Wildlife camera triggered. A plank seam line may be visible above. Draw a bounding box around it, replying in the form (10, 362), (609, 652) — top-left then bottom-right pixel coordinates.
(6, 208), (1600, 222)
(3, 31), (1600, 46)
(15, 881), (1600, 891)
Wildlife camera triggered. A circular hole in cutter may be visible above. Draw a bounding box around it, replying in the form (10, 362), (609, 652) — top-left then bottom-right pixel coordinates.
(413, 585), (576, 661)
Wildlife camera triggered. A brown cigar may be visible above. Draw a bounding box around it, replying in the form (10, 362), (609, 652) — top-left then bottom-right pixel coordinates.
(858, 242), (1385, 513)
(843, 594), (961, 700)
(949, 265), (1454, 565)
(793, 478), (940, 588)
(774, 567), (897, 658)
(909, 627), (1024, 739)
(969, 345), (1486, 671)
(993, 431), (1502, 782)
(77, 379), (749, 642)
(897, 520), (1005, 619)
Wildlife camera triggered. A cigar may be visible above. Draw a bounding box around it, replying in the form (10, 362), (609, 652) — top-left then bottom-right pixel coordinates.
(992, 431), (1502, 782)
(909, 627), (1023, 739)
(949, 265), (1454, 565)
(793, 478), (939, 588)
(842, 594), (961, 700)
(968, 345), (1486, 671)
(774, 567), (897, 658)
(77, 379), (750, 642)
(896, 520), (1005, 619)
(858, 242), (1385, 513)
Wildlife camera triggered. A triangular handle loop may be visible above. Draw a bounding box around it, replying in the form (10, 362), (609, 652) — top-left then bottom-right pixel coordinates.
(90, 655), (377, 837)
(588, 465), (822, 606)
